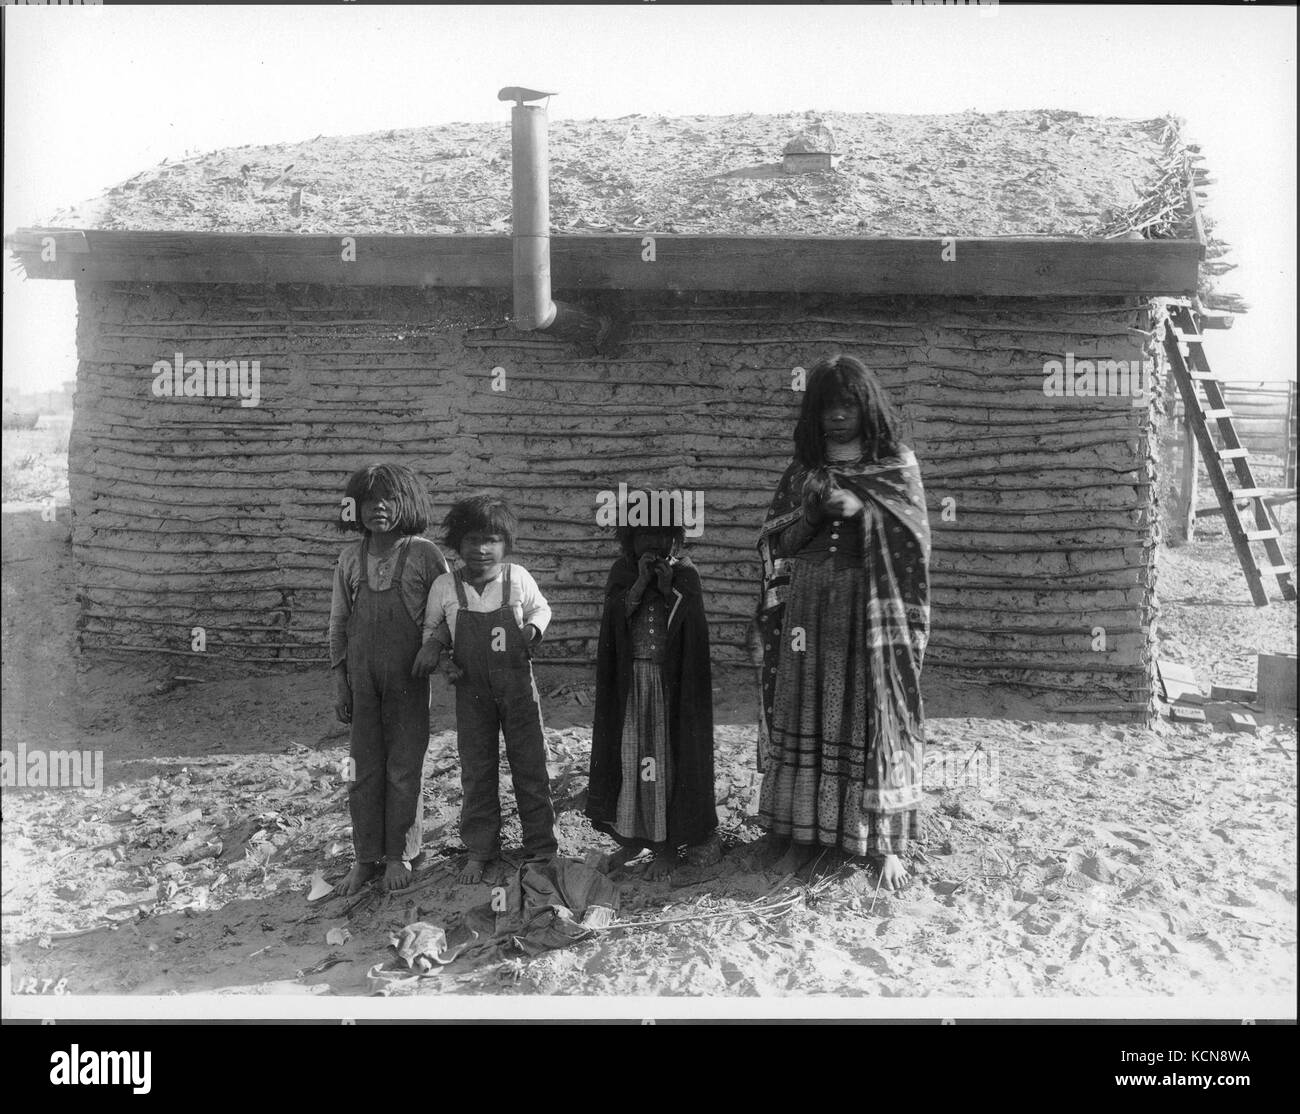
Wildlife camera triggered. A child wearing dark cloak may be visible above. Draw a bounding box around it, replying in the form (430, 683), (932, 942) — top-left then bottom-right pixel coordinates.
(586, 520), (718, 880)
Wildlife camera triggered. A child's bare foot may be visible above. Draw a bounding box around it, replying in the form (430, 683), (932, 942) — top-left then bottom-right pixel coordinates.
(686, 833), (723, 867)
(458, 857), (492, 884)
(383, 859), (412, 891)
(876, 853), (910, 892)
(606, 846), (641, 872)
(770, 841), (817, 876)
(759, 833), (790, 867)
(645, 850), (676, 881)
(334, 860), (379, 896)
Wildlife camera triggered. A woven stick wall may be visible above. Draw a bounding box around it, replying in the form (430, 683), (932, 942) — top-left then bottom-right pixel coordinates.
(70, 283), (1161, 716)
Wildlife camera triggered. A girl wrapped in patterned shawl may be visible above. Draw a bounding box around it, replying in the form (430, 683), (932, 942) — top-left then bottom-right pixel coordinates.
(755, 355), (931, 891)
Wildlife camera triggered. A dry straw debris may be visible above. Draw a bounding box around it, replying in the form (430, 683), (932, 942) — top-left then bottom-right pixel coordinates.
(50, 109), (1199, 240)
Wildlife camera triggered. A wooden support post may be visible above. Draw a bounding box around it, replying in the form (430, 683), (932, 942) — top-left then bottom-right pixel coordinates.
(1179, 411), (1199, 543)
(1286, 380), (1297, 490)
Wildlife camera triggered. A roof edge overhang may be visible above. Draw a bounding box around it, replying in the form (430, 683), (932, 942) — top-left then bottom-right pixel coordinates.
(7, 228), (1203, 297)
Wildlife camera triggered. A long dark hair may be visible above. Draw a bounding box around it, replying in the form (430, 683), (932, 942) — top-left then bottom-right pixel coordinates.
(338, 463), (431, 535)
(616, 523), (686, 563)
(442, 494), (518, 555)
(793, 354), (901, 469)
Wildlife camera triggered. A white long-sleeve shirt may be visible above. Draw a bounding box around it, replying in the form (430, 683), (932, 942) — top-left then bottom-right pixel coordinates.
(421, 563), (552, 646)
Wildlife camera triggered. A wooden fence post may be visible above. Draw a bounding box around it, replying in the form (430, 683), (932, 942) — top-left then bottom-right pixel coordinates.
(1286, 380), (1297, 489)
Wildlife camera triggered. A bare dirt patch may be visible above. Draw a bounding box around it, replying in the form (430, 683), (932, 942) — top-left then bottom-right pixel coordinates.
(2, 468), (1295, 1002)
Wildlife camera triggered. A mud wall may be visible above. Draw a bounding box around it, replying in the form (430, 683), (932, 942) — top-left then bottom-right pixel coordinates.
(70, 282), (1161, 715)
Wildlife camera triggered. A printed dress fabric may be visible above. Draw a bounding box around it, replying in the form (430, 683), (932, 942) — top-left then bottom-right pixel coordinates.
(612, 592), (674, 842)
(755, 448), (931, 856)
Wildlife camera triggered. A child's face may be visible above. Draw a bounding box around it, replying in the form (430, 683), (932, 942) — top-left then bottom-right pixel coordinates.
(632, 529), (675, 560)
(360, 491), (396, 535)
(460, 532), (506, 572)
(821, 397), (862, 444)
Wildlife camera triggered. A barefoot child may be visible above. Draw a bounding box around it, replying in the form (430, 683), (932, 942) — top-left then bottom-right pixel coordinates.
(756, 355), (930, 892)
(411, 494), (557, 884)
(585, 516), (718, 880)
(329, 463), (449, 895)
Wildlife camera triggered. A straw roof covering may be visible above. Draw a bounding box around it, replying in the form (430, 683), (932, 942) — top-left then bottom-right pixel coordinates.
(49, 109), (1202, 240)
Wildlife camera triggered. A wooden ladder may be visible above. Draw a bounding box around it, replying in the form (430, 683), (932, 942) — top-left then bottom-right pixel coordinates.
(1163, 303), (1296, 606)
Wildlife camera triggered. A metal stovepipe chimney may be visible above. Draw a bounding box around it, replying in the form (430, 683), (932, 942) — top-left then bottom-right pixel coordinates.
(499, 86), (610, 348)
(509, 95), (557, 331)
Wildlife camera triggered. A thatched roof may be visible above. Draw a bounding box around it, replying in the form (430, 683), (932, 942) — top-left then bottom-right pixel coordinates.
(49, 109), (1200, 240)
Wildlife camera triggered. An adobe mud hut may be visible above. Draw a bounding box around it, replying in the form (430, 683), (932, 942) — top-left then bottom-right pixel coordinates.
(9, 109), (1236, 719)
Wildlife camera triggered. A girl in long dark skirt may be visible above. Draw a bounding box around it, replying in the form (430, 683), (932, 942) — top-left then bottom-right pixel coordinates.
(755, 355), (931, 891)
(586, 518), (718, 880)
(329, 463), (449, 895)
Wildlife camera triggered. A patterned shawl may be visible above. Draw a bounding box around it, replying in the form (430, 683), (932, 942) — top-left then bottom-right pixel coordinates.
(754, 448), (931, 799)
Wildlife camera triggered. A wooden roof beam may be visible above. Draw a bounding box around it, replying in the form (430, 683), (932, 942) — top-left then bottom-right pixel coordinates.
(7, 228), (1202, 296)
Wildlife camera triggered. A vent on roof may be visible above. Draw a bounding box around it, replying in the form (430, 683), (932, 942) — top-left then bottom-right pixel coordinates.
(783, 122), (840, 174)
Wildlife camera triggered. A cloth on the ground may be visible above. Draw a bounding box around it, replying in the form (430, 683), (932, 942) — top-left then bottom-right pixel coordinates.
(461, 858), (618, 957)
(390, 921), (468, 971)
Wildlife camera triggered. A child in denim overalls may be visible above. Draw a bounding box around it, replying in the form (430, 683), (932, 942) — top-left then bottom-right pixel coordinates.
(412, 495), (557, 884)
(329, 463), (449, 895)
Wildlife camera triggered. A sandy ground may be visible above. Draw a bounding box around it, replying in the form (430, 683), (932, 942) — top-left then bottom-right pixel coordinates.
(1, 423), (1295, 1004)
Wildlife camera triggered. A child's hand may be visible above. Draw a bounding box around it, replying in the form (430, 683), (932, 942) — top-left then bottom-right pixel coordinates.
(823, 489), (864, 518)
(802, 471), (831, 518)
(635, 551), (657, 586)
(335, 675), (353, 724)
(439, 656), (465, 685)
(523, 624), (541, 660)
(654, 559), (674, 597)
(411, 640), (443, 679)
